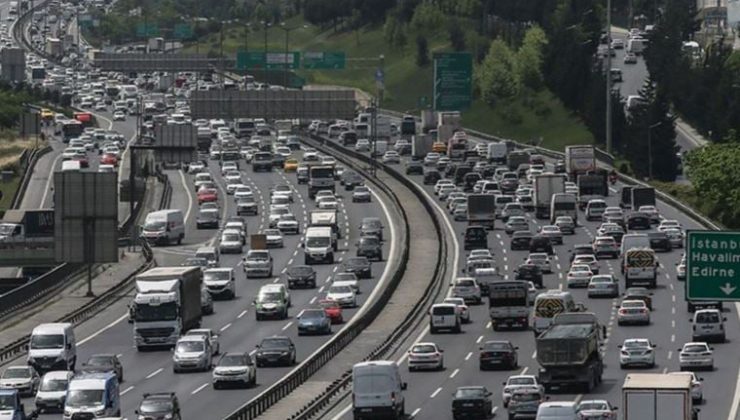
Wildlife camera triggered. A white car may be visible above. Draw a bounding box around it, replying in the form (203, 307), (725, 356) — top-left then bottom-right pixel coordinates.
(668, 371), (704, 403)
(381, 151), (401, 164)
(189, 162), (206, 174)
(442, 297), (470, 323)
(566, 264), (593, 288)
(502, 375), (544, 407)
(277, 214), (300, 235)
(224, 171), (242, 183)
(617, 300), (650, 325)
(538, 225), (563, 245)
(678, 342), (714, 371)
(572, 254), (599, 274)
(434, 179), (454, 194)
(526, 281), (538, 305)
(355, 139), (370, 152)
(113, 110), (126, 121)
(658, 219), (682, 230)
(468, 249), (493, 261)
(576, 400), (617, 420)
(618, 338), (656, 368)
(326, 283), (357, 308)
(271, 184), (294, 202)
(424, 152), (441, 166)
(407, 342), (444, 371)
(218, 229), (243, 254)
(233, 186), (254, 201)
(263, 229), (284, 248)
(450, 277), (482, 305)
(638, 205), (661, 223)
(317, 196), (338, 210)
(525, 253), (552, 273)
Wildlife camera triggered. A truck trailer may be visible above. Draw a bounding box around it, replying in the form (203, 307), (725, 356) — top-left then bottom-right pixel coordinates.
(631, 187), (656, 211)
(467, 194), (496, 230)
(564, 145), (596, 182)
(622, 373), (694, 420)
(411, 134), (434, 159)
(533, 174), (566, 219)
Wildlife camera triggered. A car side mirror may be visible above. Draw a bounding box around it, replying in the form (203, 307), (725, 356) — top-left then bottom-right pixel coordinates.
(652, 344), (657, 348)
(135, 410), (140, 415)
(677, 348), (682, 352)
(710, 347), (714, 351)
(401, 382), (408, 390)
(617, 345), (622, 348)
(439, 349), (444, 353)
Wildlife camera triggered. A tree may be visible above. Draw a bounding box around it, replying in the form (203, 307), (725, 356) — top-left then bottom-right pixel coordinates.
(477, 39), (519, 105)
(448, 20), (466, 52)
(515, 25), (547, 90)
(416, 35), (429, 67)
(685, 144), (740, 226)
(410, 1), (446, 35)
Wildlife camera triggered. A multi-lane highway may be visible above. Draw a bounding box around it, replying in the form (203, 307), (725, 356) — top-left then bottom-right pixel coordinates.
(320, 133), (739, 420)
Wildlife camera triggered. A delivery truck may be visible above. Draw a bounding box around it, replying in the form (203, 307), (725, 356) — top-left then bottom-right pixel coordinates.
(622, 373), (695, 420)
(467, 194), (496, 230)
(631, 187), (656, 211)
(412, 134), (434, 159)
(533, 174), (566, 219)
(565, 145), (596, 182)
(0, 209), (55, 242)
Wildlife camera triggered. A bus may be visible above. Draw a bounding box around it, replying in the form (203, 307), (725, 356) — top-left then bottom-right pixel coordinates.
(447, 131), (468, 160)
(59, 120), (83, 141)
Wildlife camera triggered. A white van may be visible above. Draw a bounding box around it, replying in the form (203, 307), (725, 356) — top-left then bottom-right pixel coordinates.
(620, 233), (650, 256)
(61, 160), (81, 172)
(550, 193), (577, 224)
(487, 142), (507, 164)
(352, 361), (407, 420)
(195, 246), (220, 267)
(98, 164), (116, 173)
(141, 210), (185, 246)
(27, 323), (77, 373)
(429, 303), (462, 334)
(304, 226), (334, 264)
(118, 84), (138, 100)
(532, 291), (578, 336)
(35, 370), (74, 412)
(64, 372), (120, 419)
(627, 38), (647, 55)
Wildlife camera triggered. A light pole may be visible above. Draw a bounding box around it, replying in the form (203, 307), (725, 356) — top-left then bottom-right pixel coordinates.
(243, 22), (251, 53)
(647, 121), (662, 180)
(606, 0), (613, 154)
(278, 23), (298, 88)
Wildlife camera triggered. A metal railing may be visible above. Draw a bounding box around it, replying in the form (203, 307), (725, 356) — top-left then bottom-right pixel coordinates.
(224, 135), (413, 420)
(8, 146), (51, 210)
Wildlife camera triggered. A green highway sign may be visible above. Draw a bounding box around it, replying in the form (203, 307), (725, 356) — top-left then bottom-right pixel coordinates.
(237, 51), (300, 70)
(303, 51), (345, 69)
(173, 24), (193, 40)
(136, 23), (160, 38)
(433, 52), (472, 112)
(686, 230), (740, 301)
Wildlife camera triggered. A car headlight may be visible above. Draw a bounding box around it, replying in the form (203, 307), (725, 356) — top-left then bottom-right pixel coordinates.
(64, 409), (71, 416)
(94, 408), (106, 416)
(165, 414), (174, 419)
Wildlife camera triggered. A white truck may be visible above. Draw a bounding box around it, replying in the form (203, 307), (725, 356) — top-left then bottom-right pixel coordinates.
(487, 142), (507, 164)
(372, 116), (391, 140)
(564, 145), (596, 183)
(0, 210), (55, 243)
(310, 210), (340, 248)
(132, 267), (203, 350)
(533, 174), (566, 219)
(622, 373), (694, 420)
(467, 194), (496, 230)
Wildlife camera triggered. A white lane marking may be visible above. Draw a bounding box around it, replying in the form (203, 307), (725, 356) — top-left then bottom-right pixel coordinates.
(662, 367), (668, 374)
(411, 408), (421, 418)
(531, 351), (537, 359)
(273, 277), (280, 283)
(672, 320), (676, 328)
(476, 335), (484, 344)
(450, 368), (459, 378)
(671, 334), (675, 342)
(486, 321), (492, 329)
(669, 283), (674, 291)
(430, 387), (443, 398)
(179, 170), (194, 223)
(492, 406), (498, 415)
(309, 296), (316, 304)
(220, 323), (232, 332)
(672, 307), (676, 315)
(520, 367), (529, 375)
(146, 368), (163, 379)
(465, 352), (473, 361)
(238, 310), (247, 318)
(40, 153), (63, 207)
(282, 321), (293, 331)
(121, 385), (135, 395)
(318, 286), (324, 293)
(249, 349), (257, 356)
(191, 383), (209, 394)
(325, 276), (332, 283)
(297, 309), (306, 318)
(672, 295), (676, 303)
(78, 313), (127, 345)
(667, 351), (673, 360)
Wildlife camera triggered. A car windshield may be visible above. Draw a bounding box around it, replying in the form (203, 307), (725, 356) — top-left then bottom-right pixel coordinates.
(302, 310), (325, 319)
(258, 292), (283, 302)
(696, 312), (720, 323)
(330, 286), (352, 294)
(222, 233), (241, 242)
(176, 341), (204, 352)
(455, 388), (485, 398)
(513, 392), (541, 402)
(591, 276), (612, 283)
(624, 340), (649, 349)
(139, 399), (173, 414)
(354, 374), (394, 394)
(306, 236), (331, 247)
(30, 334), (64, 349)
(456, 279), (475, 287)
(249, 252), (269, 261)
(0, 394), (15, 409)
(261, 339), (291, 349)
(86, 356), (112, 366)
(622, 301), (644, 308)
(183, 258), (208, 267)
(288, 266), (313, 276)
(65, 389), (104, 407)
(347, 258), (367, 266)
(483, 342), (510, 351)
(205, 271), (230, 281)
(509, 377), (535, 385)
(360, 237), (379, 246)
(219, 355), (249, 367)
(2, 368), (30, 379)
(684, 344), (708, 353)
(144, 220), (166, 230)
(412, 344), (437, 353)
(40, 377), (68, 391)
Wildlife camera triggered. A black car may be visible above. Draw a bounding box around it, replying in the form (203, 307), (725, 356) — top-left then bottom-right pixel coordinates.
(648, 231), (672, 252)
(464, 226), (488, 251)
(286, 136), (301, 150)
(196, 209), (220, 229)
(511, 231), (533, 251)
(570, 244), (595, 263)
(406, 160), (424, 175)
(136, 392), (181, 420)
(255, 336), (296, 367)
(285, 265), (317, 289)
(478, 340), (518, 370)
(454, 165), (473, 185)
(627, 212), (651, 230)
(356, 236), (383, 261)
(81, 354), (123, 382)
(341, 170), (363, 190)
(423, 169), (442, 185)
(529, 235), (554, 255)
(515, 264), (543, 288)
(342, 257), (372, 278)
(360, 217), (384, 240)
(451, 386), (493, 420)
(463, 172), (482, 192)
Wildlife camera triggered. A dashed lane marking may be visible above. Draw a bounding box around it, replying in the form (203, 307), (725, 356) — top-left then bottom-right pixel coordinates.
(191, 383), (209, 395)
(146, 368), (163, 379)
(430, 387), (443, 398)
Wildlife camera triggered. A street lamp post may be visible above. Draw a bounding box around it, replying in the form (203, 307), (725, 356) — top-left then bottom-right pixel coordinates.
(278, 23), (298, 88)
(606, 0), (613, 154)
(647, 121), (662, 180)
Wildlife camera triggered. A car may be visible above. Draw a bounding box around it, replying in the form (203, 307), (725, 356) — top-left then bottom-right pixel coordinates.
(538, 225), (563, 245)
(355, 138), (370, 152)
(663, 227), (685, 248)
(188, 161), (206, 174)
(406, 160), (424, 175)
(588, 274), (620, 298)
(135, 392), (181, 420)
(452, 203), (468, 221)
(514, 264), (543, 288)
(243, 250), (274, 278)
(218, 229), (243, 254)
(668, 371), (704, 403)
(81, 354), (124, 382)
(255, 336), (296, 367)
(468, 249), (493, 261)
(658, 219), (682, 230)
(451, 277), (482, 304)
(352, 186), (372, 202)
(525, 253), (552, 273)
(623, 287), (653, 310)
(567, 264), (593, 288)
(236, 196), (258, 215)
(679, 342), (714, 371)
(443, 297), (471, 324)
(197, 187), (218, 204)
(452, 386), (493, 420)
(617, 300), (650, 325)
(592, 236), (619, 259)
(254, 284), (290, 319)
(407, 342), (444, 371)
(286, 265), (317, 289)
(586, 199), (607, 220)
(611, 38), (625, 49)
(511, 231), (533, 250)
(297, 308), (332, 335)
(478, 340), (518, 370)
(277, 214), (300, 235)
(627, 212), (652, 230)
(283, 158), (299, 172)
(505, 216), (529, 235)
(99, 152), (118, 166)
(212, 352), (257, 389)
(317, 196), (338, 210)
(201, 285), (214, 315)
(624, 52), (638, 63)
(508, 388), (546, 420)
(502, 375), (544, 408)
(692, 309), (726, 343)
(113, 110), (126, 121)
(638, 205), (661, 224)
(173, 335), (212, 373)
(576, 400), (618, 419)
(648, 231), (672, 252)
(526, 281), (538, 305)
(554, 216), (575, 234)
(326, 283), (357, 308)
(529, 235), (553, 255)
(261, 228), (283, 248)
(342, 256), (372, 278)
(572, 254), (599, 274)
(0, 365), (40, 397)
(319, 299), (344, 324)
(356, 235), (383, 261)
(618, 338), (656, 368)
(381, 151), (400, 164)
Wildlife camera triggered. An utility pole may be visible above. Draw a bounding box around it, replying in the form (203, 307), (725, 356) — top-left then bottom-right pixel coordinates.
(647, 121), (661, 180)
(605, 0), (613, 154)
(370, 99), (377, 177)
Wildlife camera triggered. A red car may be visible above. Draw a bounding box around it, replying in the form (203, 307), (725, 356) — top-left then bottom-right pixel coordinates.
(319, 299), (343, 324)
(73, 156), (89, 168)
(100, 153), (118, 166)
(197, 188), (218, 204)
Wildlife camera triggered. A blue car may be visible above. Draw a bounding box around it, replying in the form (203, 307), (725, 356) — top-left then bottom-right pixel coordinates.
(297, 309), (331, 335)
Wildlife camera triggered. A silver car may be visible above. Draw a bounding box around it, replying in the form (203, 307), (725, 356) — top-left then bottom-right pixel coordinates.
(212, 352), (256, 389)
(618, 338), (656, 368)
(0, 366), (40, 397)
(587, 274), (619, 298)
(451, 277), (482, 304)
(678, 342), (714, 371)
(554, 216), (575, 234)
(173, 336), (212, 373)
(538, 225), (563, 245)
(617, 300), (650, 325)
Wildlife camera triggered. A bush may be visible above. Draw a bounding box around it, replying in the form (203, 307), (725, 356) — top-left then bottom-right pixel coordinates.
(500, 108), (523, 125)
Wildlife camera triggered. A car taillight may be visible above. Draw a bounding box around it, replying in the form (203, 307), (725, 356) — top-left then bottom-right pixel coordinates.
(640, 309), (647, 314)
(618, 309), (626, 315)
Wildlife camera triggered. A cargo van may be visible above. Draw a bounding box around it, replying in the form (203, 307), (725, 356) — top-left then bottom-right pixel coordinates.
(550, 193), (577, 224)
(141, 210), (185, 245)
(429, 303), (462, 333)
(64, 373), (120, 419)
(304, 226), (334, 264)
(27, 323), (77, 373)
(195, 246), (219, 267)
(352, 361), (407, 420)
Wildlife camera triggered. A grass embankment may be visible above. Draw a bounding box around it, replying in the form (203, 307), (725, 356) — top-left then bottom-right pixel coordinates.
(190, 16), (593, 151)
(0, 137), (44, 212)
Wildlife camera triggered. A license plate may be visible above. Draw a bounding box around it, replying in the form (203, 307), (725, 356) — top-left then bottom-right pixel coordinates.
(463, 403), (475, 407)
(361, 408), (373, 412)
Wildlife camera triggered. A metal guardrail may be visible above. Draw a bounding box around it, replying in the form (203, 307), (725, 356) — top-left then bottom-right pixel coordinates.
(224, 136), (413, 420)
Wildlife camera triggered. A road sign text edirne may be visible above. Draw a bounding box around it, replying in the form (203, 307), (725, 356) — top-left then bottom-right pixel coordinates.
(686, 230), (740, 301)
